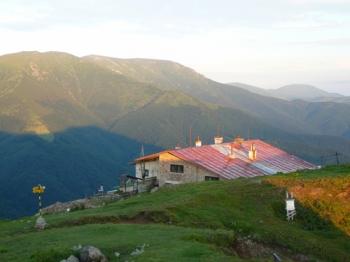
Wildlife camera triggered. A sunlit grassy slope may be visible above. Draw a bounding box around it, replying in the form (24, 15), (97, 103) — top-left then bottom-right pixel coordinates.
(0, 166), (349, 261)
(266, 165), (350, 236)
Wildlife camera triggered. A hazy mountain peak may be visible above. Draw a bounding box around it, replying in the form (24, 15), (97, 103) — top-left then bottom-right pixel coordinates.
(274, 84), (343, 100)
(228, 82), (343, 101)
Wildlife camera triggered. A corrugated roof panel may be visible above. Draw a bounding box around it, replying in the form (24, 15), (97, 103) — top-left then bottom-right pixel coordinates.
(167, 139), (316, 179)
(170, 145), (267, 179)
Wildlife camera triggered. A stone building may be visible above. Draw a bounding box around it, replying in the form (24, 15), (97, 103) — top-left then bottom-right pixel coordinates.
(134, 137), (316, 187)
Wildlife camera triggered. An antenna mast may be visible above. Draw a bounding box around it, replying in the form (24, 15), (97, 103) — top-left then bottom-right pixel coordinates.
(189, 126), (192, 147)
(140, 145), (146, 179)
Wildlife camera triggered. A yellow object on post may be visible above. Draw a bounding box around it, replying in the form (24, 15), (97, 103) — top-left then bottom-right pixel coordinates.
(32, 184), (46, 216)
(32, 185), (45, 194)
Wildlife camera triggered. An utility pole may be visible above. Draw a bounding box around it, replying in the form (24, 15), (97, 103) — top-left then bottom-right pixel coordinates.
(320, 152), (342, 166)
(320, 155), (324, 166)
(335, 152), (340, 165)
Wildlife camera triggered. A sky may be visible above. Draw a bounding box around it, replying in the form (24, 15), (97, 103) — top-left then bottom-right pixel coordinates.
(0, 0), (349, 94)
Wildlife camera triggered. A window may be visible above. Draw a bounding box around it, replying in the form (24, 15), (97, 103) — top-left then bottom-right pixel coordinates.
(170, 164), (184, 173)
(205, 176), (219, 181)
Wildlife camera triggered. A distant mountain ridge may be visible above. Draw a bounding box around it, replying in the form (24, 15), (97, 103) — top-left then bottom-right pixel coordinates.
(229, 82), (343, 101)
(274, 84), (343, 100)
(2, 51), (350, 218)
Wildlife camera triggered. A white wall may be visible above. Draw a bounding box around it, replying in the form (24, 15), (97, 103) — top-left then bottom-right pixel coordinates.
(135, 160), (160, 179)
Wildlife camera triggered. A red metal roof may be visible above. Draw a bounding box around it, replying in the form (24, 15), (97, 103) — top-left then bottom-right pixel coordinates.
(135, 152), (163, 162)
(167, 139), (316, 179)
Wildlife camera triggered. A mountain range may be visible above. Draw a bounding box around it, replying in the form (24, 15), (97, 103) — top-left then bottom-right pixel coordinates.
(1, 51), (350, 218)
(230, 82), (344, 101)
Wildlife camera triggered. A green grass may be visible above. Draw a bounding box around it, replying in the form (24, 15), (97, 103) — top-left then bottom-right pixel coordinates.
(275, 165), (350, 179)
(0, 224), (239, 262)
(1, 166), (350, 261)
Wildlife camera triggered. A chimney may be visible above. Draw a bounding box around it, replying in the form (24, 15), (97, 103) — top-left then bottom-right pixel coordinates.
(214, 136), (224, 145)
(248, 143), (257, 161)
(195, 136), (202, 147)
(228, 143), (235, 159)
(234, 136), (244, 145)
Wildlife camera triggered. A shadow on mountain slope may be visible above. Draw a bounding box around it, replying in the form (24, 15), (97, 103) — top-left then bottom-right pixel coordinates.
(0, 127), (160, 219)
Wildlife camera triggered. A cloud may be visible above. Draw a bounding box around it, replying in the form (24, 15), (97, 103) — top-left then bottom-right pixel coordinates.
(293, 37), (350, 46)
(276, 11), (348, 29)
(287, 0), (350, 5)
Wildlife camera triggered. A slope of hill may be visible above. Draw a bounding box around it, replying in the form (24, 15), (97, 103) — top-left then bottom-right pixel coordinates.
(227, 82), (271, 97)
(266, 165), (350, 236)
(0, 51), (164, 134)
(308, 96), (350, 104)
(86, 56), (317, 134)
(0, 166), (349, 261)
(3, 51), (350, 139)
(85, 56), (350, 137)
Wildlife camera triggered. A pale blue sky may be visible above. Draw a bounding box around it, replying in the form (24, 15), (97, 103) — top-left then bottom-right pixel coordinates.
(0, 0), (349, 94)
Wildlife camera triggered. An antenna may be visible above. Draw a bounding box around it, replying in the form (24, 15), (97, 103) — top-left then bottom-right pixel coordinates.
(140, 145), (146, 180)
(216, 124), (220, 137)
(320, 152), (342, 166)
(140, 144), (145, 157)
(189, 126), (192, 147)
(336, 152), (340, 165)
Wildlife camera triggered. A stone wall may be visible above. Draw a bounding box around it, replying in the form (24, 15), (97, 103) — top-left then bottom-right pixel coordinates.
(157, 152), (219, 186)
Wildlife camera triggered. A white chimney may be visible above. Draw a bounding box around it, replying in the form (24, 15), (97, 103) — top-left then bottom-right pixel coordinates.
(195, 136), (202, 147)
(248, 143), (257, 161)
(214, 136), (224, 145)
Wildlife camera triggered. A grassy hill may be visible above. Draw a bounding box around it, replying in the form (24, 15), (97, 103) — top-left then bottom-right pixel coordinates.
(0, 166), (349, 261)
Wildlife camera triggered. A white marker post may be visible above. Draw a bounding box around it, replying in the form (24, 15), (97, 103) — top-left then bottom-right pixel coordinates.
(32, 184), (46, 215)
(32, 184), (47, 230)
(286, 191), (296, 221)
